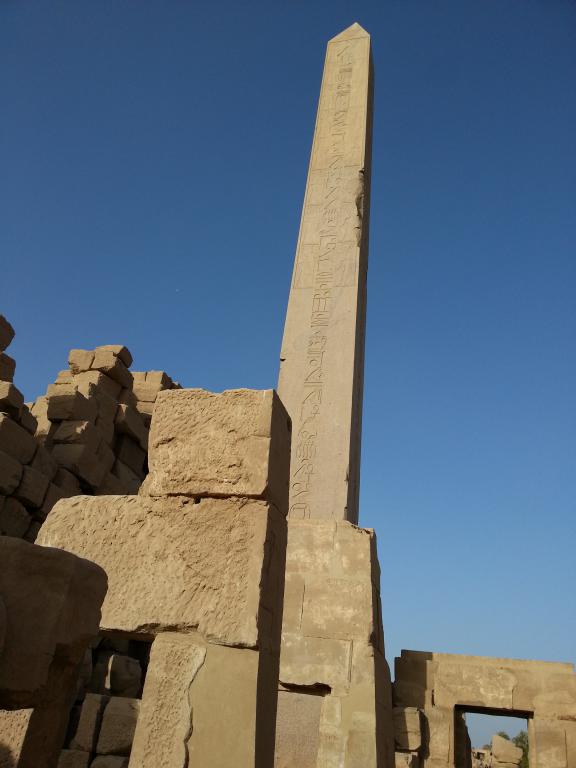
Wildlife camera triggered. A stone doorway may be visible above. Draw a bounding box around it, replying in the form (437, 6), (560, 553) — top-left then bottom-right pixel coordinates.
(455, 707), (530, 768)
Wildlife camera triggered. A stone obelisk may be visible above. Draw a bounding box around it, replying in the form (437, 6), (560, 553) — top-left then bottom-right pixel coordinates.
(278, 22), (373, 525)
(275, 24), (395, 768)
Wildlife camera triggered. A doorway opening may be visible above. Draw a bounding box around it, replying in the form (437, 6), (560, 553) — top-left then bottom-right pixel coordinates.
(454, 708), (530, 768)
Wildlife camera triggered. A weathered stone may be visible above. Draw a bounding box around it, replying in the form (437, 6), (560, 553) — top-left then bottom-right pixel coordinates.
(392, 707), (422, 751)
(38, 494), (286, 649)
(111, 460), (141, 493)
(52, 420), (102, 452)
(274, 690), (322, 768)
(105, 654), (142, 697)
(68, 349), (95, 375)
(74, 370), (122, 400)
(0, 315), (15, 352)
(14, 465), (50, 508)
(492, 734), (523, 764)
(31, 444), (58, 480)
(69, 693), (109, 752)
(280, 633), (352, 690)
(90, 757), (128, 768)
(19, 405), (38, 435)
(91, 350), (133, 390)
(57, 749), (91, 767)
(97, 472), (126, 495)
(54, 466), (82, 495)
(115, 404), (148, 450)
(52, 444), (107, 489)
(0, 381), (24, 418)
(142, 388), (290, 512)
(132, 381), (163, 402)
(0, 352), (16, 382)
(0, 497), (30, 537)
(0, 412), (37, 463)
(0, 536), (107, 707)
(114, 436), (145, 475)
(95, 345), (133, 368)
(0, 449), (23, 494)
(96, 696), (140, 756)
(31, 396), (51, 440)
(395, 752), (420, 768)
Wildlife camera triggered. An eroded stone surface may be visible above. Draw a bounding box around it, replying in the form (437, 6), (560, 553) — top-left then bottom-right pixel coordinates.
(38, 494), (286, 649)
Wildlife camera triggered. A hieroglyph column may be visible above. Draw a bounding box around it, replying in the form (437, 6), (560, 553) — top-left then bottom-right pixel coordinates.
(278, 22), (373, 524)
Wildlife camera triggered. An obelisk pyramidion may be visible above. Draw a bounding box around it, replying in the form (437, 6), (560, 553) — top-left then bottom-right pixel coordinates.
(278, 22), (373, 524)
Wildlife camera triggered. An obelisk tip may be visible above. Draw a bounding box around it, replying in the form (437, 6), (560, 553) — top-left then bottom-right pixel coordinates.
(329, 22), (370, 43)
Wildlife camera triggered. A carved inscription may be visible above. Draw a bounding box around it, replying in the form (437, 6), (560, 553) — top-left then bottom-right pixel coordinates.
(289, 45), (354, 517)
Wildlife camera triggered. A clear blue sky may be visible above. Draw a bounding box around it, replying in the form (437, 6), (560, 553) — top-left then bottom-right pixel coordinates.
(2, 0), (575, 746)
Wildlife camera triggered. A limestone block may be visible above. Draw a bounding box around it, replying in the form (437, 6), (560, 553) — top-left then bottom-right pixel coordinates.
(132, 381), (163, 402)
(114, 436), (145, 475)
(91, 757), (128, 768)
(38, 494), (286, 649)
(0, 315), (15, 352)
(96, 697), (140, 756)
(105, 654), (142, 697)
(32, 396), (51, 440)
(70, 693), (109, 752)
(31, 444), (58, 481)
(285, 520), (336, 575)
(14, 465), (50, 508)
(74, 371), (122, 400)
(532, 719), (568, 768)
(433, 661), (516, 709)
(69, 350), (95, 374)
(345, 728), (377, 768)
(282, 573), (305, 633)
(56, 369), (74, 383)
(0, 381), (24, 418)
(0, 449), (22, 494)
(0, 353), (15, 382)
(0, 537), (107, 707)
(52, 444), (108, 489)
(91, 350), (133, 390)
(52, 420), (102, 453)
(0, 497), (30, 537)
(142, 388), (290, 512)
(115, 405), (148, 450)
(492, 734), (523, 764)
(57, 749), (91, 767)
(425, 707), (452, 763)
(145, 370), (172, 388)
(280, 633), (352, 691)
(393, 707), (422, 751)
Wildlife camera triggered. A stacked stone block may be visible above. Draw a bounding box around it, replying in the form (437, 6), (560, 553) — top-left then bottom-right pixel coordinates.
(0, 315), (58, 541)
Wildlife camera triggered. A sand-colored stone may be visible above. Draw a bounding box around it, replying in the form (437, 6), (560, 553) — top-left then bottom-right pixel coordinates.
(69, 693), (109, 752)
(275, 690), (322, 768)
(38, 493), (286, 649)
(492, 734), (522, 765)
(393, 707), (421, 752)
(0, 413), (37, 464)
(96, 697), (140, 756)
(0, 315), (15, 352)
(142, 388), (291, 512)
(57, 750), (91, 768)
(278, 23), (372, 524)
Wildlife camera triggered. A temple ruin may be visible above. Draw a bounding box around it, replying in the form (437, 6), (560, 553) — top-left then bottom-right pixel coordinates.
(0, 21), (574, 768)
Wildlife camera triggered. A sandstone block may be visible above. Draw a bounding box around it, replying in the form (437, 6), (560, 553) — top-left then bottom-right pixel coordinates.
(280, 633), (352, 690)
(115, 404), (148, 450)
(38, 494), (286, 649)
(0, 537), (107, 707)
(54, 467), (82, 495)
(395, 752), (419, 768)
(300, 575), (375, 643)
(132, 381), (163, 402)
(24, 519), (42, 542)
(14, 465), (50, 508)
(112, 460), (141, 494)
(393, 707), (422, 751)
(47, 390), (97, 423)
(91, 350), (133, 389)
(105, 654), (142, 697)
(0, 412), (38, 463)
(145, 370), (172, 388)
(0, 448), (23, 494)
(57, 750), (91, 768)
(97, 473), (125, 495)
(0, 381), (24, 418)
(492, 734), (523, 764)
(114, 435), (145, 475)
(31, 395), (51, 440)
(96, 696), (140, 756)
(53, 420), (102, 452)
(39, 483), (66, 519)
(70, 693), (109, 752)
(57, 369), (74, 383)
(52, 444), (107, 489)
(143, 389), (290, 512)
(91, 757), (128, 768)
(74, 370), (122, 400)
(95, 345), (133, 368)
(118, 388), (137, 408)
(0, 352), (16, 382)
(0, 496), (30, 537)
(31, 444), (58, 481)
(69, 349), (95, 374)
(19, 404), (39, 435)
(0, 315), (15, 352)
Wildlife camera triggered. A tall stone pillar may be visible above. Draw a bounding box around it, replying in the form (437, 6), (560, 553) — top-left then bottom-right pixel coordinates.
(278, 22), (372, 525)
(275, 24), (395, 768)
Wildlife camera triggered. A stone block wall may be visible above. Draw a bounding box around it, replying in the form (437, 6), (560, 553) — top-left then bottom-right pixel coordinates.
(0, 316), (180, 543)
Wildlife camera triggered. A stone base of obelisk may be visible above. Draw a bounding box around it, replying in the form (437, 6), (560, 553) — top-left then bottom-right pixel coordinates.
(274, 519), (395, 767)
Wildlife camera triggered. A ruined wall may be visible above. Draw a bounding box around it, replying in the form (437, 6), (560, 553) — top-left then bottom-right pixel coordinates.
(0, 315), (180, 543)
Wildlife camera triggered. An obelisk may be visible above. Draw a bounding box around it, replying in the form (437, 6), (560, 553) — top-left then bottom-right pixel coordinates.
(278, 22), (373, 525)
